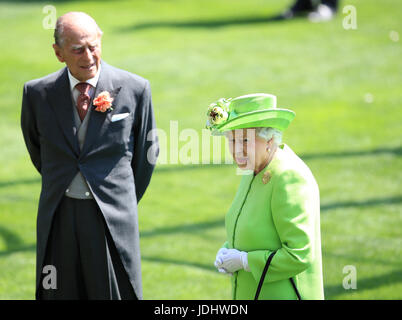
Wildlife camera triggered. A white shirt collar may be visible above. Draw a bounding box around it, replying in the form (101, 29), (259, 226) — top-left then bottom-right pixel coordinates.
(67, 64), (101, 92)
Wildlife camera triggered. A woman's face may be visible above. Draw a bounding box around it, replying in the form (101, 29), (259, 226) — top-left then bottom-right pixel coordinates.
(226, 128), (270, 172)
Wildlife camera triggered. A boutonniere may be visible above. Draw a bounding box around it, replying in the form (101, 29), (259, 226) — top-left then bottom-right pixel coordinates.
(93, 91), (114, 113)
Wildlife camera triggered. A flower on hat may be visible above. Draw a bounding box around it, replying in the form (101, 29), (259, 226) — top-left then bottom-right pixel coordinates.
(206, 98), (231, 130)
(93, 91), (114, 113)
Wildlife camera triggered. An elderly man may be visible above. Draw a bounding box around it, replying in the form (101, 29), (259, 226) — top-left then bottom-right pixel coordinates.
(21, 12), (158, 299)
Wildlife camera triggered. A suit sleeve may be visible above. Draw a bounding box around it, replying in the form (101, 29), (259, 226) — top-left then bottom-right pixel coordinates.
(247, 169), (316, 283)
(21, 83), (41, 174)
(131, 80), (159, 203)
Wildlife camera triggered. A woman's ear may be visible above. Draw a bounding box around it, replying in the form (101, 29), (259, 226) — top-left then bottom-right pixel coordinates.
(266, 137), (274, 151)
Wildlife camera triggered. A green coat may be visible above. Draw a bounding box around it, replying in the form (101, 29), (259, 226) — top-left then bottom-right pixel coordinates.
(223, 144), (324, 300)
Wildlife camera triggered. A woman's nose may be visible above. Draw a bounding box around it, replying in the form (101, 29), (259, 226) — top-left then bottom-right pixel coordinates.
(234, 142), (245, 154)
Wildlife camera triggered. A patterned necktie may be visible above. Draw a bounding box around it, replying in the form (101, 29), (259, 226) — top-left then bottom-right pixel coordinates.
(75, 82), (92, 121)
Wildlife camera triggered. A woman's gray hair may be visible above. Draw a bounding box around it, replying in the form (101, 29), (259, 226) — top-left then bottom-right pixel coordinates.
(256, 127), (283, 144)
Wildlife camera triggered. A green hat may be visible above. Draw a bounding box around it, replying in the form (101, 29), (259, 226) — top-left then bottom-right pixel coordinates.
(205, 93), (295, 134)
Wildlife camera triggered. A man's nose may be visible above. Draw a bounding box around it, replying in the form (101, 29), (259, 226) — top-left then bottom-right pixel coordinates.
(82, 47), (93, 61)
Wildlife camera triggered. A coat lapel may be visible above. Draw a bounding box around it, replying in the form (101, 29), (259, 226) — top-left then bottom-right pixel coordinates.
(46, 68), (80, 156)
(79, 62), (122, 158)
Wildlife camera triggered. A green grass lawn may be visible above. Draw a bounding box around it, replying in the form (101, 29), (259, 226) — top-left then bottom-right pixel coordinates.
(0, 0), (401, 299)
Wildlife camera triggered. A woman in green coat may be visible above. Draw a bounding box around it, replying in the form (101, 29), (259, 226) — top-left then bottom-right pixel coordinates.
(206, 93), (324, 300)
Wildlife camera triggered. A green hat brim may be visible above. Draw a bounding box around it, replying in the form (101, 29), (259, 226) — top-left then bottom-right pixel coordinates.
(215, 108), (295, 133)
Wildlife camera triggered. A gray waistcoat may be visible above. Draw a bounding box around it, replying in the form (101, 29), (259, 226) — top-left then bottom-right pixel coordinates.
(65, 105), (94, 199)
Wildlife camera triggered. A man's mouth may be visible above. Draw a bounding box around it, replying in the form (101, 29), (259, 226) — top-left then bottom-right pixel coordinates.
(80, 63), (96, 70)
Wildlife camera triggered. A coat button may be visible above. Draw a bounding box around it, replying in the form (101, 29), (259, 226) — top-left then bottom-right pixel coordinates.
(85, 192), (90, 197)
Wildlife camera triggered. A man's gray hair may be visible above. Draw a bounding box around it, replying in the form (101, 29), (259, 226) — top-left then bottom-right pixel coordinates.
(53, 19), (65, 47)
(54, 12), (103, 47)
(256, 127), (283, 144)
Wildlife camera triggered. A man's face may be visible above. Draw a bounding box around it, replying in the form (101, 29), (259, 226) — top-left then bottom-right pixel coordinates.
(53, 26), (101, 81)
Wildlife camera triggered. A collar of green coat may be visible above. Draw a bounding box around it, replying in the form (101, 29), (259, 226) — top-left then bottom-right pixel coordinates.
(256, 143), (286, 182)
(238, 143), (286, 183)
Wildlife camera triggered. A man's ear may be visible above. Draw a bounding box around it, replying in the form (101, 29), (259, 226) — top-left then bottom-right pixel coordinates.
(53, 43), (65, 63)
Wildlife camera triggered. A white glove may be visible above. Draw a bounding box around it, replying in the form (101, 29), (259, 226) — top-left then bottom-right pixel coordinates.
(215, 248), (250, 273)
(214, 248), (232, 275)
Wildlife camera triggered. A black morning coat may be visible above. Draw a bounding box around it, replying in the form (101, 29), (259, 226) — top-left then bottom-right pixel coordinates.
(21, 60), (159, 299)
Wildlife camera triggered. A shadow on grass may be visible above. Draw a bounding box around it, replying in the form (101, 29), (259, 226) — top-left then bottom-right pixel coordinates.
(0, 177), (40, 189)
(0, 244), (36, 257)
(321, 196), (402, 212)
(300, 146), (402, 161)
(1, 146), (400, 184)
(138, 196), (402, 239)
(323, 251), (402, 268)
(141, 219), (223, 238)
(154, 145), (402, 173)
(324, 269), (402, 299)
(118, 14), (285, 32)
(142, 255), (215, 272)
(0, 225), (35, 258)
(1, 194), (401, 253)
(0, 0), (108, 2)
(0, 225), (25, 250)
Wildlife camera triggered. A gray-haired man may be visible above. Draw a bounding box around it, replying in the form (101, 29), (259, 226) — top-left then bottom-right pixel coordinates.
(21, 12), (158, 299)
